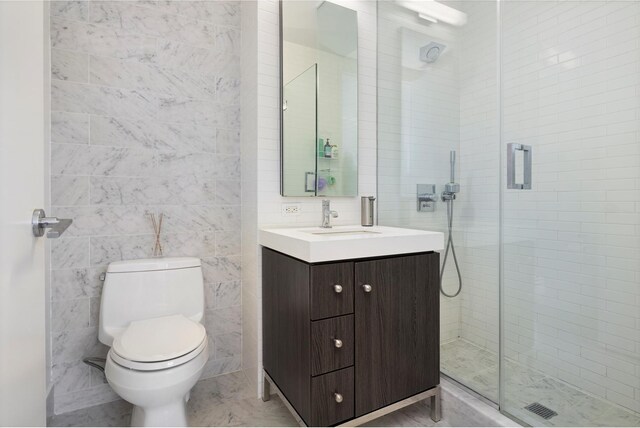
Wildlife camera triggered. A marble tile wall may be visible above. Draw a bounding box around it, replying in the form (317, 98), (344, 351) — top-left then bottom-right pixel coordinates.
(49, 0), (241, 414)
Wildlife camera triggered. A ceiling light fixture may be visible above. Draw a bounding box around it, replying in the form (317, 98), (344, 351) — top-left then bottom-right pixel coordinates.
(396, 0), (468, 27)
(418, 13), (438, 24)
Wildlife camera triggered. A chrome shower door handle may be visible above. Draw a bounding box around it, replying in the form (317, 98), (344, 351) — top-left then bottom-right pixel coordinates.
(32, 209), (73, 238)
(507, 143), (532, 189)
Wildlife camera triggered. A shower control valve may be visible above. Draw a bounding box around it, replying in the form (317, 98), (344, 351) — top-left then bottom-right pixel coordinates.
(417, 184), (437, 212)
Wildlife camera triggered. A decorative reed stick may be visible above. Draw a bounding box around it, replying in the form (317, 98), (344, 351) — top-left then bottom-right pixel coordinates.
(149, 212), (164, 256)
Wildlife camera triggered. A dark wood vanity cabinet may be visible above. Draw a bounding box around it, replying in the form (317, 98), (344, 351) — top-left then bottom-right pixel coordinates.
(263, 248), (440, 426)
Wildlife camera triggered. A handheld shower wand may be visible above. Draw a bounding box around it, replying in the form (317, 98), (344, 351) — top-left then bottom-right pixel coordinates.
(450, 151), (456, 183)
(440, 150), (462, 298)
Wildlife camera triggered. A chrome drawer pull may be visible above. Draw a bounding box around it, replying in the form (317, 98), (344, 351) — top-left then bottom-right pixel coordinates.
(333, 284), (343, 293)
(334, 393), (343, 403)
(333, 339), (343, 348)
(362, 284), (372, 293)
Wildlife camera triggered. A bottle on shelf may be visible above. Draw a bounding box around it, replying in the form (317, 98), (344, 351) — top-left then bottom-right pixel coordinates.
(330, 144), (339, 159)
(324, 138), (332, 158)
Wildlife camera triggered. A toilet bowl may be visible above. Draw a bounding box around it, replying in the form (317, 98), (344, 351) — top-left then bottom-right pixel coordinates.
(98, 257), (208, 427)
(105, 314), (208, 426)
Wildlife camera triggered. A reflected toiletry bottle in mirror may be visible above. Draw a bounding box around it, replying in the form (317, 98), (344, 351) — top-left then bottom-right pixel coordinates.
(318, 138), (325, 157)
(317, 176), (327, 191)
(331, 144), (339, 159)
(324, 138), (332, 158)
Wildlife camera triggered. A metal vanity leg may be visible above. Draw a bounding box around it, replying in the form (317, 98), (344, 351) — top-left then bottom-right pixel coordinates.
(262, 374), (271, 402)
(430, 385), (442, 422)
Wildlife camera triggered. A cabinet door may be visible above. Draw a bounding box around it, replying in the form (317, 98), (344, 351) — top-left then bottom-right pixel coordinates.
(354, 253), (440, 417)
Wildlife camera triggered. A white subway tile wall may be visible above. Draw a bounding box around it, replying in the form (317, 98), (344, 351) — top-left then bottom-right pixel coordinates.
(501, 0), (640, 414)
(49, 0), (241, 414)
(240, 0), (378, 396)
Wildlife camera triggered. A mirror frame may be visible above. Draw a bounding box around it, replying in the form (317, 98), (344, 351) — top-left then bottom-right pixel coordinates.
(279, 0), (285, 196)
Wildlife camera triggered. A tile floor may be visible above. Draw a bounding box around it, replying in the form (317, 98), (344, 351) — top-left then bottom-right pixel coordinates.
(47, 372), (295, 427)
(441, 339), (640, 427)
(47, 343), (640, 427)
(47, 370), (498, 427)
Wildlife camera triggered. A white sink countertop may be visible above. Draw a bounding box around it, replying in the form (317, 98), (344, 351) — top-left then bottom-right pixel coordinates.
(259, 225), (444, 263)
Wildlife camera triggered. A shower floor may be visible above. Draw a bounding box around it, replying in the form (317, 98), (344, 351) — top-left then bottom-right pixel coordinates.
(441, 339), (640, 427)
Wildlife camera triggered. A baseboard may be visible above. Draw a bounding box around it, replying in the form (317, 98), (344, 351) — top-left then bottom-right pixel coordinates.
(46, 385), (54, 418)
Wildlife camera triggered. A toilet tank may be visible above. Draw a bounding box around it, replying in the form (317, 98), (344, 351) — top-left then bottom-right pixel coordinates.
(99, 257), (204, 346)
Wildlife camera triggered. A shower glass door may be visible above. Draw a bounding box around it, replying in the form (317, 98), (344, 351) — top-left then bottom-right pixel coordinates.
(377, 1), (640, 426)
(499, 1), (640, 426)
(376, 0), (501, 403)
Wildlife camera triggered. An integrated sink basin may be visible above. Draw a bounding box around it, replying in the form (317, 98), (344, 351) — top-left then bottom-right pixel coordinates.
(259, 225), (444, 263)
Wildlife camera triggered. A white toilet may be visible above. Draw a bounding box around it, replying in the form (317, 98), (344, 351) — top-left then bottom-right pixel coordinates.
(98, 257), (209, 427)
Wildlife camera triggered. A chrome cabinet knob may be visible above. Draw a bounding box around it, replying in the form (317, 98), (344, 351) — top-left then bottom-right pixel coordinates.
(334, 393), (343, 403)
(333, 339), (343, 348)
(362, 284), (372, 293)
(333, 284), (343, 293)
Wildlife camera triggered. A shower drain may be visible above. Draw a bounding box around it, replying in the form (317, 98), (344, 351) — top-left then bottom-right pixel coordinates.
(525, 402), (558, 420)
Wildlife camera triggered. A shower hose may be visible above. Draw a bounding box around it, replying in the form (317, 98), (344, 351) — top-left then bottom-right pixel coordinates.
(440, 198), (462, 298)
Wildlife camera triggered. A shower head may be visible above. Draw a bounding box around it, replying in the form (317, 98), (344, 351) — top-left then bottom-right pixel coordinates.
(420, 41), (446, 63)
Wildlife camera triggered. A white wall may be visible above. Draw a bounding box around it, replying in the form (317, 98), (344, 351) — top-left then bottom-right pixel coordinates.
(241, 0), (377, 395)
(240, 0), (260, 396)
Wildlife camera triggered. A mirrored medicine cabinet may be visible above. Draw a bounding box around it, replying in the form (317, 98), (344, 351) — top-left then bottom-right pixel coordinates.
(280, 1), (358, 197)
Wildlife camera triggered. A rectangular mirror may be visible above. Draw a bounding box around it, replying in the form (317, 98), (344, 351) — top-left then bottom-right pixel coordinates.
(281, 1), (358, 197)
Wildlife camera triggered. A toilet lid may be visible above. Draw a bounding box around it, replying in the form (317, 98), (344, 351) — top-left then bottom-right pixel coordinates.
(112, 314), (206, 362)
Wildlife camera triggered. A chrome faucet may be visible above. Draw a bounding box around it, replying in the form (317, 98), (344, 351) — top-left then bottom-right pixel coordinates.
(321, 199), (338, 228)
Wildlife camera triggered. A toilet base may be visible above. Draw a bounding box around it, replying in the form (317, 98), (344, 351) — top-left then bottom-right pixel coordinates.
(105, 341), (208, 428)
(130, 397), (188, 427)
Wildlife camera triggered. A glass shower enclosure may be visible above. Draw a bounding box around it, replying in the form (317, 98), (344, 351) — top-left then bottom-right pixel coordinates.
(377, 1), (640, 426)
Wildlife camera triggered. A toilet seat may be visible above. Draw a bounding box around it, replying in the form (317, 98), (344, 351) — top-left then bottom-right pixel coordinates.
(111, 314), (207, 371)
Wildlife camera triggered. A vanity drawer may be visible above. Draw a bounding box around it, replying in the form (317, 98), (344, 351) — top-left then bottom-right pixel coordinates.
(311, 367), (354, 426)
(311, 315), (354, 376)
(310, 262), (354, 320)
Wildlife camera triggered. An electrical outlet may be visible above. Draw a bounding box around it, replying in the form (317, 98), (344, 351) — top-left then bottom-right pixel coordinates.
(281, 203), (301, 216)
